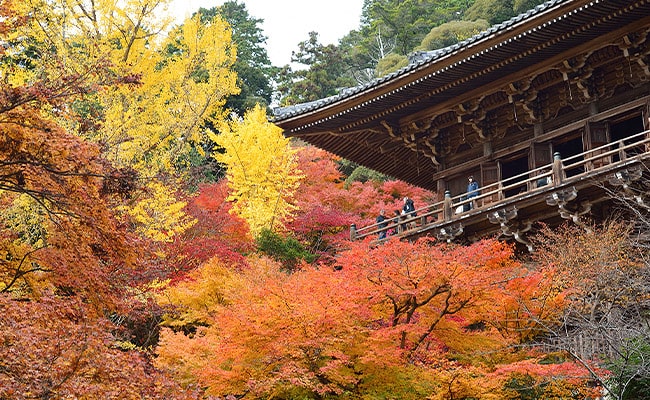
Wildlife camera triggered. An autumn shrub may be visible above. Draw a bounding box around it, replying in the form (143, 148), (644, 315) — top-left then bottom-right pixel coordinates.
(0, 294), (198, 399)
(528, 221), (650, 398)
(255, 228), (317, 271)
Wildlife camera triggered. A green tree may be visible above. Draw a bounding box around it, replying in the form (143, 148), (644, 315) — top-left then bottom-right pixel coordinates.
(416, 19), (490, 51)
(337, 29), (379, 84)
(197, 1), (276, 116)
(277, 32), (356, 105)
(360, 0), (472, 56)
(463, 0), (543, 25)
(464, 0), (547, 25)
(464, 0), (515, 25)
(375, 52), (409, 77)
(514, 0), (546, 15)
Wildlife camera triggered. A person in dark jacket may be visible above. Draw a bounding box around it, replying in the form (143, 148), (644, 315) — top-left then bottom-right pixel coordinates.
(466, 175), (480, 210)
(403, 197), (416, 217)
(402, 197), (417, 229)
(376, 209), (388, 239)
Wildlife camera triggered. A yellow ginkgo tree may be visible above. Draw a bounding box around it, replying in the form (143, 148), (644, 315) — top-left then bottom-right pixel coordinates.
(15, 0), (241, 241)
(97, 14), (240, 177)
(210, 105), (303, 236)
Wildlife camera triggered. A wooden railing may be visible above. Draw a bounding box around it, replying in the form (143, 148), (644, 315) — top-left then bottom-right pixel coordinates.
(351, 130), (650, 241)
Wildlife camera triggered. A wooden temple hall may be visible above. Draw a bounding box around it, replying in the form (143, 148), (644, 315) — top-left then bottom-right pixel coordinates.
(272, 0), (650, 250)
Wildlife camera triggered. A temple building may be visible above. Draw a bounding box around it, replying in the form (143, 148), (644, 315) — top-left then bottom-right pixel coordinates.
(272, 0), (650, 250)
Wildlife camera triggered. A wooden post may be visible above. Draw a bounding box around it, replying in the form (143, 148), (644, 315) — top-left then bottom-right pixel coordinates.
(551, 152), (564, 185)
(618, 140), (627, 161)
(443, 190), (453, 221)
(350, 224), (356, 241)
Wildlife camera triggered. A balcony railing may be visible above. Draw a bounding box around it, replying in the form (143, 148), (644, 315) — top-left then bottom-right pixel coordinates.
(351, 129), (650, 241)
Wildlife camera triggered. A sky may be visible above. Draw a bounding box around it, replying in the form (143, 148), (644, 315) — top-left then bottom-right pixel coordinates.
(169, 0), (365, 66)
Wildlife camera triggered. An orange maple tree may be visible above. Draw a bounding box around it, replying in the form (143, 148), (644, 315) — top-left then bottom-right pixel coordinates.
(0, 2), (198, 396)
(156, 236), (596, 398)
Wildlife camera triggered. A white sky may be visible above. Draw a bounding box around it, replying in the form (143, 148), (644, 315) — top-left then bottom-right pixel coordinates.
(169, 0), (365, 66)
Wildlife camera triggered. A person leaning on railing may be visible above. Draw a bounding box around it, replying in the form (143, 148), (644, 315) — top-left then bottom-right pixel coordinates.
(376, 209), (388, 239)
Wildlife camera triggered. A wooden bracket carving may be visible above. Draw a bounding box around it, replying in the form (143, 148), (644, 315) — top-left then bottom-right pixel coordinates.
(619, 29), (650, 76)
(546, 187), (593, 232)
(607, 166), (647, 207)
(560, 58), (596, 101)
(487, 207), (534, 252)
(436, 223), (464, 243)
(506, 78), (538, 124)
(380, 120), (399, 139)
(396, 119), (442, 166)
(456, 99), (486, 140)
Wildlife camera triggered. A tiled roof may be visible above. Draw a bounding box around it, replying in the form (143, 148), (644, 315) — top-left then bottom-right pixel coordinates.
(272, 0), (566, 121)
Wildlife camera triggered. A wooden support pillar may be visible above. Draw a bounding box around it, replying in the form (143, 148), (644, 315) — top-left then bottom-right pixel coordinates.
(618, 141), (628, 161)
(552, 152), (564, 185)
(443, 190), (453, 221)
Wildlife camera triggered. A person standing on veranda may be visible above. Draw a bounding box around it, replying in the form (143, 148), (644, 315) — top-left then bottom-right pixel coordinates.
(402, 197), (417, 229)
(376, 209), (388, 239)
(466, 175), (480, 210)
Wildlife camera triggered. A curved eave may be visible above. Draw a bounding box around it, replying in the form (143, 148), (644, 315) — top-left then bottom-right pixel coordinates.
(273, 0), (648, 136)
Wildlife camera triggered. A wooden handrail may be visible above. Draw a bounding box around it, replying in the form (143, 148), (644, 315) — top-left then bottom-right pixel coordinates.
(352, 130), (650, 241)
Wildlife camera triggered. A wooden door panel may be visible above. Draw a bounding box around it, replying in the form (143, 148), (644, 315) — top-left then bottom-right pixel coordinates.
(481, 161), (500, 206)
(587, 121), (610, 169)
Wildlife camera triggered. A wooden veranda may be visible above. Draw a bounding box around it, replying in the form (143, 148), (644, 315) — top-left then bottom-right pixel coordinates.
(351, 130), (650, 250)
(273, 0), (650, 251)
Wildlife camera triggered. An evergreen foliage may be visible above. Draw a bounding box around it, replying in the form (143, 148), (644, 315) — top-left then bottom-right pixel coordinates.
(255, 228), (317, 271)
(197, 2), (276, 116)
(416, 19), (490, 51)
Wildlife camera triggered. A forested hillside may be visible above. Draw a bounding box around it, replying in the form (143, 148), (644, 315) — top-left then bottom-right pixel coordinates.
(1, 0), (650, 399)
(276, 0), (547, 105)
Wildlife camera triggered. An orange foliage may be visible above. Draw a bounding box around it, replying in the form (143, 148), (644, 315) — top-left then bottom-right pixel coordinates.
(0, 3), (196, 397)
(157, 255), (371, 397)
(0, 295), (198, 399)
(339, 238), (519, 357)
(156, 236), (597, 398)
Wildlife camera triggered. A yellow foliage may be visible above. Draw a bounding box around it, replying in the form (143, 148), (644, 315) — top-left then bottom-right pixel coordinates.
(210, 105), (303, 236)
(98, 13), (239, 178)
(157, 256), (244, 327)
(3, 194), (48, 248)
(119, 181), (195, 242)
(0, 193), (53, 295)
(13, 1), (239, 241)
(13, 0), (239, 177)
